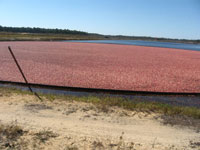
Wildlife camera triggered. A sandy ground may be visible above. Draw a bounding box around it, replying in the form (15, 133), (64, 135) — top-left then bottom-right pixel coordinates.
(0, 93), (199, 150)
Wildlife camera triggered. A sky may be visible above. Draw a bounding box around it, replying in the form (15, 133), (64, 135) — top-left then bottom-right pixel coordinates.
(0, 0), (200, 39)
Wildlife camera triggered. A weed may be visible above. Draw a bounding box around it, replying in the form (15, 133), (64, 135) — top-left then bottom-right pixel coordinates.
(0, 124), (25, 149)
(0, 124), (24, 140)
(65, 146), (79, 150)
(190, 141), (200, 149)
(34, 130), (58, 143)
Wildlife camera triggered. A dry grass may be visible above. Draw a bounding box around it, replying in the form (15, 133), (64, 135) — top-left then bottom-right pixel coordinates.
(0, 123), (24, 149)
(34, 130), (58, 143)
(0, 123), (58, 149)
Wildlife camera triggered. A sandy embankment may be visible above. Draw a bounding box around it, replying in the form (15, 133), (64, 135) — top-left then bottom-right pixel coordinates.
(0, 93), (199, 150)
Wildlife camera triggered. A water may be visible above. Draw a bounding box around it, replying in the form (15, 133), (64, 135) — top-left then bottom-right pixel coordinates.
(1, 83), (199, 108)
(65, 40), (200, 51)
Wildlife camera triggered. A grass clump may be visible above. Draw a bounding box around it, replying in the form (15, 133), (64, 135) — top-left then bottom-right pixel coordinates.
(0, 124), (25, 149)
(0, 124), (24, 140)
(34, 130), (58, 143)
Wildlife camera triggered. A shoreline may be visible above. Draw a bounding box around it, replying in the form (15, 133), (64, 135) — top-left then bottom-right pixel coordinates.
(0, 81), (200, 109)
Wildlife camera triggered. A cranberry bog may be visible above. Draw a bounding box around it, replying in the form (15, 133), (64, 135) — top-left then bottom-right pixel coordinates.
(0, 41), (200, 94)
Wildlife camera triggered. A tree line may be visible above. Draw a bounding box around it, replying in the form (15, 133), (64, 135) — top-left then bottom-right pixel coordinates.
(0, 25), (88, 35)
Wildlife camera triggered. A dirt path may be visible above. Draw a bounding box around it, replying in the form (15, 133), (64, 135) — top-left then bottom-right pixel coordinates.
(0, 94), (199, 150)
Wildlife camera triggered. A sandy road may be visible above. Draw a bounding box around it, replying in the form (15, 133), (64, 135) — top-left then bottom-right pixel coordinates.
(0, 93), (199, 150)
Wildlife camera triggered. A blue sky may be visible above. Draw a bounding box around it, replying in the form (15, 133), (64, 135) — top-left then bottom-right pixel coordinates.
(0, 0), (200, 39)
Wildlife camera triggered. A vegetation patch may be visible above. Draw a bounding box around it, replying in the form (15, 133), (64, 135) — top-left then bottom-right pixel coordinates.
(0, 32), (103, 41)
(34, 130), (58, 143)
(24, 103), (52, 113)
(0, 123), (58, 149)
(58, 95), (200, 120)
(0, 124), (25, 149)
(190, 141), (200, 149)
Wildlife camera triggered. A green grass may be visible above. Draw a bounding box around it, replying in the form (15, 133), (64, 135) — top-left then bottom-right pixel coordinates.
(0, 87), (200, 119)
(67, 95), (200, 119)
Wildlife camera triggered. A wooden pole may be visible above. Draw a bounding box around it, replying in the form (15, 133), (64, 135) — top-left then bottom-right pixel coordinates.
(8, 46), (42, 100)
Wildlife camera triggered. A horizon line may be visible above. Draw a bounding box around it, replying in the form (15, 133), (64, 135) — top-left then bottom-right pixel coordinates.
(1, 25), (200, 41)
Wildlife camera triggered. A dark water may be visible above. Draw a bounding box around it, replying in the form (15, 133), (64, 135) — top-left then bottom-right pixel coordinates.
(66, 40), (200, 51)
(1, 83), (199, 108)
